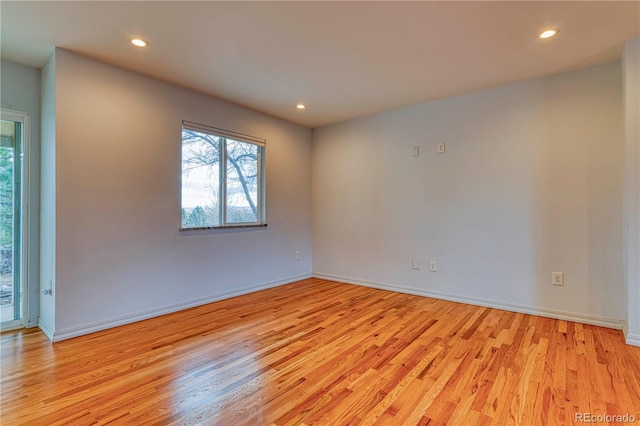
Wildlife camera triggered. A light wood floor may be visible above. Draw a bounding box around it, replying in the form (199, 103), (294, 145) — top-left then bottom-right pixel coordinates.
(2, 278), (639, 425)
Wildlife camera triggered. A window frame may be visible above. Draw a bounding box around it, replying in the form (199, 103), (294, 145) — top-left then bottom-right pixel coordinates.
(0, 108), (30, 332)
(180, 120), (266, 230)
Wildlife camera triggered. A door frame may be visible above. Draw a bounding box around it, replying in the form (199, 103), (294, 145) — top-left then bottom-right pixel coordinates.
(1, 108), (30, 331)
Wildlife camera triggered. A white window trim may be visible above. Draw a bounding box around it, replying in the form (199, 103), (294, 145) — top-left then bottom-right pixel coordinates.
(180, 121), (266, 231)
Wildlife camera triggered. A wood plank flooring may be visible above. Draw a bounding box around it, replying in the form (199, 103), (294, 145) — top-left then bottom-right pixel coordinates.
(2, 278), (639, 425)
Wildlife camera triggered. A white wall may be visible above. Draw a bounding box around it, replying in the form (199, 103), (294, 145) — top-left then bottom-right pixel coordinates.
(312, 62), (624, 327)
(39, 53), (56, 338)
(47, 49), (312, 340)
(623, 38), (640, 346)
(1, 60), (41, 327)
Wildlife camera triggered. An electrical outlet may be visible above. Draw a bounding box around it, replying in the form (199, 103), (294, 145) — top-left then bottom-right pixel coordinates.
(429, 260), (437, 272)
(295, 250), (301, 261)
(411, 258), (421, 270)
(41, 280), (53, 295)
(552, 272), (563, 286)
(437, 142), (445, 154)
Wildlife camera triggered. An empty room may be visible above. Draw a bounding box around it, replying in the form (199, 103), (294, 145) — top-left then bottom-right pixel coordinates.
(1, 1), (639, 425)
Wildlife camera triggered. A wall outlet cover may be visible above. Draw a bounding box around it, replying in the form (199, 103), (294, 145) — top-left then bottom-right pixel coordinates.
(552, 271), (563, 286)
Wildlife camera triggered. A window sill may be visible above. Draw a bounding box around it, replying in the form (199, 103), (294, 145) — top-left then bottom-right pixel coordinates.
(179, 224), (267, 231)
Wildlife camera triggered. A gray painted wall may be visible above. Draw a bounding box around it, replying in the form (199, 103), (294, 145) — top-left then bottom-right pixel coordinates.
(39, 54), (56, 336)
(313, 62), (624, 328)
(623, 38), (640, 345)
(48, 49), (312, 339)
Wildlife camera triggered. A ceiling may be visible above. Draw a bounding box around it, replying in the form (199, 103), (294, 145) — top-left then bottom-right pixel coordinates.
(1, 1), (638, 128)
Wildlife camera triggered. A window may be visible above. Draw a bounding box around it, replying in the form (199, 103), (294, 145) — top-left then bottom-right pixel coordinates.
(181, 121), (265, 229)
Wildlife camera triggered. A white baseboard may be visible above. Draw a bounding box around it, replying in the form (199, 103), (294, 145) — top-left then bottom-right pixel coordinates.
(38, 317), (54, 341)
(313, 272), (625, 331)
(626, 332), (640, 347)
(622, 319), (640, 347)
(50, 273), (311, 342)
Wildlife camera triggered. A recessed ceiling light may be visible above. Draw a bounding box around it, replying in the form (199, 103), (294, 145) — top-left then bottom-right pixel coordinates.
(539, 29), (558, 39)
(296, 103), (307, 110)
(131, 38), (148, 47)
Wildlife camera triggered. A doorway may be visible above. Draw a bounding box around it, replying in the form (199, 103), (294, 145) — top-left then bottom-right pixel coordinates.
(1, 110), (28, 331)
